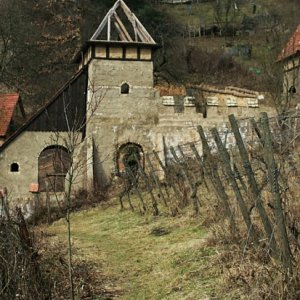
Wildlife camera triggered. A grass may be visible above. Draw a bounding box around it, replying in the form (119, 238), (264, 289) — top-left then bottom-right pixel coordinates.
(43, 199), (221, 299)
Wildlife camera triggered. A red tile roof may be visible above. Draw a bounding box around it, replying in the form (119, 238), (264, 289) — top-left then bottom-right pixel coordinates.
(278, 24), (300, 61)
(0, 94), (20, 137)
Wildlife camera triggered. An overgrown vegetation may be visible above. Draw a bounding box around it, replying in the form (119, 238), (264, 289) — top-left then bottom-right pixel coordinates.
(1, 110), (299, 298)
(110, 110), (300, 299)
(0, 207), (50, 299)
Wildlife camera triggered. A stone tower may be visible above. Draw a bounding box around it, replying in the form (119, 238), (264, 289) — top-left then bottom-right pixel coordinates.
(74, 0), (159, 187)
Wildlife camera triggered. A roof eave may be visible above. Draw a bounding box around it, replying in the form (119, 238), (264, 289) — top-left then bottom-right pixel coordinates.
(277, 50), (300, 63)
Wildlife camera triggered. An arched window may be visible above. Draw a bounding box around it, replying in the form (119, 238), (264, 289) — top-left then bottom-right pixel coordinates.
(117, 143), (144, 175)
(121, 83), (130, 94)
(38, 146), (71, 192)
(288, 86), (296, 94)
(10, 163), (19, 172)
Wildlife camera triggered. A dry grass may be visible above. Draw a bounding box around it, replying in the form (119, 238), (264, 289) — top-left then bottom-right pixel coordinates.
(38, 198), (224, 299)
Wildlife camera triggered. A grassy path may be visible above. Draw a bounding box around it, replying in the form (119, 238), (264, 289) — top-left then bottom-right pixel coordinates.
(45, 202), (219, 299)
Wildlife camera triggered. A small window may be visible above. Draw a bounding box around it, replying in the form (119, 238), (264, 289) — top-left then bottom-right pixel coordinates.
(10, 163), (19, 172)
(121, 83), (129, 94)
(288, 86), (296, 94)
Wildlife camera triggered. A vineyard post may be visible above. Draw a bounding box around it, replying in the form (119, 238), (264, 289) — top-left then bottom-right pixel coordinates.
(229, 114), (279, 257)
(209, 127), (257, 243)
(260, 112), (292, 271)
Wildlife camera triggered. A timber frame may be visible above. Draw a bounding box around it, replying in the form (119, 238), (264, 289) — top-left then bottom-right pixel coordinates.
(90, 0), (156, 44)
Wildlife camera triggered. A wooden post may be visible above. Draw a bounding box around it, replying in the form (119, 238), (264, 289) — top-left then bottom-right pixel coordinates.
(177, 145), (201, 213)
(162, 136), (169, 167)
(208, 127), (257, 242)
(229, 114), (279, 256)
(153, 150), (182, 202)
(126, 167), (147, 213)
(0, 187), (9, 219)
(45, 181), (51, 224)
(145, 154), (168, 207)
(177, 145), (197, 183)
(189, 144), (209, 190)
(170, 146), (200, 213)
(107, 15), (111, 41)
(135, 154), (159, 216)
(250, 117), (262, 142)
(190, 141), (236, 233)
(153, 150), (181, 214)
(170, 147), (193, 190)
(260, 112), (292, 271)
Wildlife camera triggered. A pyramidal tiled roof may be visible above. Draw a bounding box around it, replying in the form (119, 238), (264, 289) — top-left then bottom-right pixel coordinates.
(278, 24), (300, 61)
(90, 0), (156, 45)
(0, 94), (19, 137)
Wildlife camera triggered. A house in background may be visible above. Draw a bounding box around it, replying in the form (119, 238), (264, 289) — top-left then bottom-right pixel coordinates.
(278, 24), (300, 101)
(0, 94), (26, 146)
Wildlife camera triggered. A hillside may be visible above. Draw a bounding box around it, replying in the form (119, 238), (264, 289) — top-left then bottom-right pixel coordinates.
(0, 0), (297, 154)
(0, 0), (299, 112)
(152, 0), (300, 89)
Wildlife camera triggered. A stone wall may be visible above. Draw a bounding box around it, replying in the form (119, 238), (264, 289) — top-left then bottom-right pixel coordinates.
(86, 59), (160, 186)
(85, 58), (276, 187)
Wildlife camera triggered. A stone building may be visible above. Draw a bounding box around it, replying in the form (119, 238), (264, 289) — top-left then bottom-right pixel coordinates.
(0, 0), (271, 203)
(278, 24), (300, 102)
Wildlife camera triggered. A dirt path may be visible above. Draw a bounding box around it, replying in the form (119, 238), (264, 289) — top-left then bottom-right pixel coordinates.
(45, 203), (220, 299)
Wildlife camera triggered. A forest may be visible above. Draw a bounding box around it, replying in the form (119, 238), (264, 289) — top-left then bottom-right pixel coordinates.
(0, 0), (299, 112)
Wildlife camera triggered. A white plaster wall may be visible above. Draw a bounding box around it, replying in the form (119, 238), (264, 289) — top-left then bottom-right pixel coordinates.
(0, 131), (86, 201)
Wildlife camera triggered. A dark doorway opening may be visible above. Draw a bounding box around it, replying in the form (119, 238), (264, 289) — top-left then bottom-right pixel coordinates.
(117, 143), (144, 176)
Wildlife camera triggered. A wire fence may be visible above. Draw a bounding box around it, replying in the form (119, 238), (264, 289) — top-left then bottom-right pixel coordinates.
(118, 109), (300, 272)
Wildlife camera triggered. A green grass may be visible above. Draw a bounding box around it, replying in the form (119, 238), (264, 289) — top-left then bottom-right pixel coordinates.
(45, 200), (220, 299)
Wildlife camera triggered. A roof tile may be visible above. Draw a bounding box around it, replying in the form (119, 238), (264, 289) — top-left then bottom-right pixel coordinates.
(278, 24), (300, 61)
(0, 94), (19, 137)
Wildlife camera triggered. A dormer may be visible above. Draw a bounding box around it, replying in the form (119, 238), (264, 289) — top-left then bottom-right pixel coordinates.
(74, 0), (158, 69)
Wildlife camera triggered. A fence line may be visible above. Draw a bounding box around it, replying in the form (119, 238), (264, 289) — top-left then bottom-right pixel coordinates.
(118, 110), (299, 272)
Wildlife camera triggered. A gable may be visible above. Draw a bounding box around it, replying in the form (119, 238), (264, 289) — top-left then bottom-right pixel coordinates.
(0, 68), (88, 151)
(27, 69), (87, 132)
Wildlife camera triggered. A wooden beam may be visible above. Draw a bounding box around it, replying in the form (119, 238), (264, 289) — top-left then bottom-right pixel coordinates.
(120, 0), (155, 43)
(113, 12), (133, 42)
(107, 15), (111, 41)
(113, 19), (127, 41)
(90, 0), (120, 40)
(90, 0), (155, 44)
(133, 19), (138, 42)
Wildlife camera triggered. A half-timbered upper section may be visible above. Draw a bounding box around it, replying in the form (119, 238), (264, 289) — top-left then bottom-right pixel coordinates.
(74, 0), (158, 69)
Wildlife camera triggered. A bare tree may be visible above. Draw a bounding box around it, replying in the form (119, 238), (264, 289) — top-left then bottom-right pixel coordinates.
(211, 0), (238, 36)
(45, 79), (105, 300)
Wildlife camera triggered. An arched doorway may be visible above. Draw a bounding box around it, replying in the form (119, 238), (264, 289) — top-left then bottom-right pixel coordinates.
(117, 143), (144, 176)
(38, 146), (71, 192)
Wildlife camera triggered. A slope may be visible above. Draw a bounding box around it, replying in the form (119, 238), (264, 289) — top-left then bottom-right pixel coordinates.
(42, 201), (223, 299)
